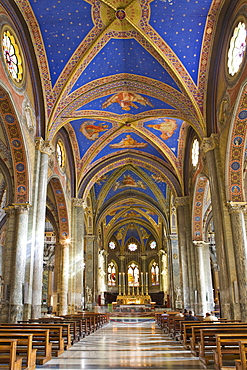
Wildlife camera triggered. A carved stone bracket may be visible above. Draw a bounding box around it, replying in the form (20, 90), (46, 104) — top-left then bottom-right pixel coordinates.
(200, 134), (219, 154)
(72, 198), (85, 207)
(174, 196), (190, 207)
(35, 137), (54, 156)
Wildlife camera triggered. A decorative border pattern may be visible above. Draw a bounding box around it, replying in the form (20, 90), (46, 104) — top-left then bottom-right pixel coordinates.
(228, 84), (247, 201)
(50, 177), (69, 240)
(0, 86), (28, 203)
(192, 175), (208, 241)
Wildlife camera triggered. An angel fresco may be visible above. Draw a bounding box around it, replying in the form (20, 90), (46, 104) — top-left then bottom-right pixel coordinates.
(102, 92), (154, 111)
(80, 120), (109, 140)
(147, 118), (178, 140)
(113, 174), (146, 191)
(110, 135), (147, 148)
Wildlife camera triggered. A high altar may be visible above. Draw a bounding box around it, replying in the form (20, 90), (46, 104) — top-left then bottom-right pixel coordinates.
(116, 294), (151, 305)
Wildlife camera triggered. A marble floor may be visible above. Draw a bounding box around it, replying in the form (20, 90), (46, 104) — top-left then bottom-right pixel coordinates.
(38, 320), (205, 370)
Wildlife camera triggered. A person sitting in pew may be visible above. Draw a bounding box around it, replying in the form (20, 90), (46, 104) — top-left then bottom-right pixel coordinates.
(184, 310), (199, 321)
(203, 312), (218, 321)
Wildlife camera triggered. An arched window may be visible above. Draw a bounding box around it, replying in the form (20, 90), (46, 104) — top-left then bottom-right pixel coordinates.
(108, 261), (117, 286)
(151, 261), (159, 285)
(192, 138), (199, 167)
(56, 139), (65, 169)
(128, 262), (139, 286)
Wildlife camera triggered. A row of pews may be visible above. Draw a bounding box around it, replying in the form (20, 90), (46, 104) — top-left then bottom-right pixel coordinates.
(156, 312), (247, 370)
(0, 311), (108, 370)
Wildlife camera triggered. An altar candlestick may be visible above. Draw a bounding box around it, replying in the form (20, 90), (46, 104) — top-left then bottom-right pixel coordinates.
(141, 272), (144, 295)
(123, 273), (126, 295)
(119, 273), (121, 295)
(146, 272), (148, 295)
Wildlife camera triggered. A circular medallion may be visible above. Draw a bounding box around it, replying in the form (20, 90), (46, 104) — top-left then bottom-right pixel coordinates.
(116, 9), (126, 20)
(228, 22), (246, 76)
(1, 26), (24, 85)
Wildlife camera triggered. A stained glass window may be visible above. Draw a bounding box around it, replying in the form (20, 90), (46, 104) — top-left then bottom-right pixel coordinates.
(128, 242), (137, 251)
(56, 140), (65, 169)
(109, 241), (116, 249)
(151, 262), (159, 285)
(150, 241), (156, 249)
(192, 139), (199, 167)
(2, 28), (23, 84)
(128, 262), (139, 286)
(228, 22), (246, 76)
(108, 261), (116, 286)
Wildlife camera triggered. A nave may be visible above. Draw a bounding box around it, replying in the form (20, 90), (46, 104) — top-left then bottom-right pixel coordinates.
(39, 321), (204, 370)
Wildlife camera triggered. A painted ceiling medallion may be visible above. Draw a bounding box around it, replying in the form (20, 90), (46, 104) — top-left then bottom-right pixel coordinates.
(228, 22), (246, 76)
(116, 9), (126, 20)
(2, 28), (23, 84)
(100, 0), (142, 33)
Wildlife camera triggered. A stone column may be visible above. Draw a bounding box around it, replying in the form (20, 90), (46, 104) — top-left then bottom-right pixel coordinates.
(23, 144), (41, 320)
(85, 235), (97, 309)
(32, 139), (54, 318)
(193, 242), (214, 315)
(170, 234), (180, 308)
(71, 198), (85, 311)
(6, 204), (30, 322)
(59, 240), (70, 315)
(201, 136), (236, 318)
(228, 202), (247, 321)
(174, 196), (191, 309)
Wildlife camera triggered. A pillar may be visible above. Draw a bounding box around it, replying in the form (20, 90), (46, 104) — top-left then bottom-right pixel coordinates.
(174, 196), (191, 309)
(228, 202), (247, 321)
(6, 204), (30, 322)
(201, 135), (237, 318)
(59, 240), (70, 315)
(32, 139), (54, 318)
(169, 234), (181, 308)
(71, 198), (85, 311)
(85, 235), (97, 309)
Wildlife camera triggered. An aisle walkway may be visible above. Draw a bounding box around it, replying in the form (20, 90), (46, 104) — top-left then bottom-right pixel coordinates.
(39, 321), (205, 370)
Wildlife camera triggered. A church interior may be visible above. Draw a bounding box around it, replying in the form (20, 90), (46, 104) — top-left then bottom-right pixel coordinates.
(0, 0), (247, 340)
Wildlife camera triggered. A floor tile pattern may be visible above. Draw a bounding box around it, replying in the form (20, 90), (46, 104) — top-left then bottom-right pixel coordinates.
(38, 321), (205, 370)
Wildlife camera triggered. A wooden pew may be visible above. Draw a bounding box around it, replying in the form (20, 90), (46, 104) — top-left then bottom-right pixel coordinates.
(0, 333), (36, 370)
(1, 323), (66, 354)
(213, 333), (247, 370)
(235, 340), (247, 370)
(0, 339), (23, 370)
(0, 327), (52, 364)
(190, 324), (247, 356)
(198, 329), (247, 367)
(181, 321), (242, 349)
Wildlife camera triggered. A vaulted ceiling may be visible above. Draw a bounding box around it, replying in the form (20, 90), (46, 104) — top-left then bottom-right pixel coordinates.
(14, 0), (221, 246)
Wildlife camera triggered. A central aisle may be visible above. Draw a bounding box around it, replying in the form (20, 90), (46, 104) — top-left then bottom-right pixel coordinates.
(39, 321), (205, 369)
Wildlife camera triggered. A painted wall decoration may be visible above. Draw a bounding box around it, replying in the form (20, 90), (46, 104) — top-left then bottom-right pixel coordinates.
(147, 118), (178, 140)
(80, 120), (109, 140)
(113, 174), (146, 191)
(102, 92), (154, 111)
(109, 135), (148, 149)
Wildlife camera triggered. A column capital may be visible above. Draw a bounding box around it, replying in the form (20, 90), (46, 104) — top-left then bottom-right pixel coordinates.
(4, 203), (31, 215)
(119, 255), (126, 261)
(200, 134), (219, 154)
(227, 201), (247, 213)
(192, 240), (210, 248)
(141, 254), (147, 260)
(174, 196), (190, 207)
(35, 137), (54, 156)
(85, 234), (97, 241)
(72, 198), (85, 207)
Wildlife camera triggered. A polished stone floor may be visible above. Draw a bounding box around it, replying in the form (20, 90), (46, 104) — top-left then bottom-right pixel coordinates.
(38, 320), (205, 370)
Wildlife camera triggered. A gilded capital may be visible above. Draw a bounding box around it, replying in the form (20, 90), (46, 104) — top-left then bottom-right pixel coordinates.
(227, 201), (247, 214)
(4, 203), (30, 214)
(72, 198), (85, 207)
(35, 137), (54, 156)
(174, 196), (190, 207)
(201, 134), (219, 154)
